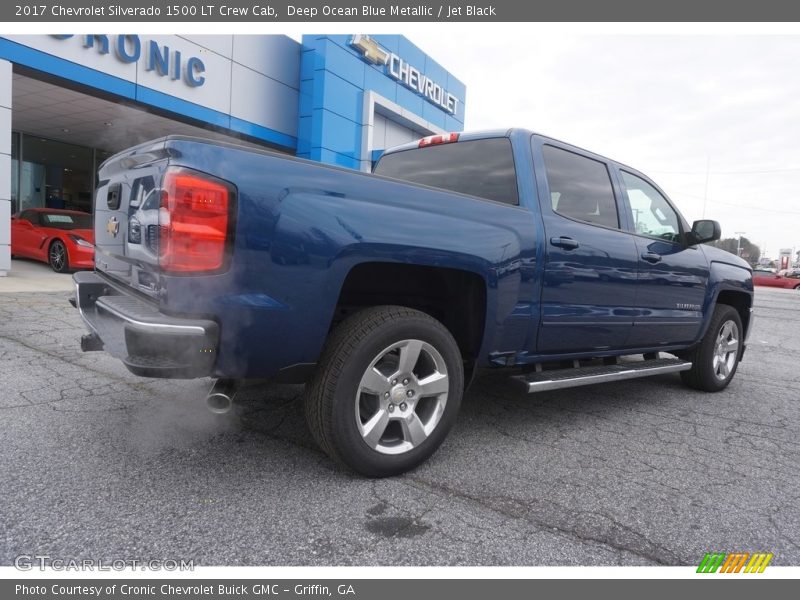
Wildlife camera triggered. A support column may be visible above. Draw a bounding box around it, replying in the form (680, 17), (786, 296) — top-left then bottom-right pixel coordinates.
(0, 59), (11, 276)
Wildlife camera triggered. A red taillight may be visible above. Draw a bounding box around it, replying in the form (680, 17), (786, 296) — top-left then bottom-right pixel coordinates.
(159, 169), (232, 273)
(418, 133), (459, 148)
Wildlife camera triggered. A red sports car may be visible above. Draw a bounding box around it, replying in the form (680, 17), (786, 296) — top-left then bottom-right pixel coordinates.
(10, 208), (94, 273)
(752, 268), (800, 290)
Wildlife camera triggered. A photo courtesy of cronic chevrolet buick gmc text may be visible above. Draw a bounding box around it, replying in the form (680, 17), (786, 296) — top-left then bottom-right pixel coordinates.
(71, 129), (754, 476)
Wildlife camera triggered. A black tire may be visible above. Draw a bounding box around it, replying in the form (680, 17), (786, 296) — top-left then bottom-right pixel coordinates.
(680, 304), (743, 392)
(48, 239), (69, 273)
(304, 305), (464, 477)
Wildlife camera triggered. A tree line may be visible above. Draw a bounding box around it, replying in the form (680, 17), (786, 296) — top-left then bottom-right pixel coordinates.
(707, 236), (761, 265)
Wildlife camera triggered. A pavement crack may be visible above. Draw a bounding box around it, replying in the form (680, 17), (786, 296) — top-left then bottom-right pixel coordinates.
(406, 476), (677, 565)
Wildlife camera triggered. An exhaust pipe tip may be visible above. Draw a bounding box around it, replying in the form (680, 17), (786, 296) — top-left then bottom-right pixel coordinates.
(205, 379), (239, 414)
(206, 392), (233, 414)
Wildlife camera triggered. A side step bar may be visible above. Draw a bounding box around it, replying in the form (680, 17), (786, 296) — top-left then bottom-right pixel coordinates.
(512, 357), (692, 393)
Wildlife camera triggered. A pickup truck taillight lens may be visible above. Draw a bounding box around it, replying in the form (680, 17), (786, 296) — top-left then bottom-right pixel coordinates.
(159, 168), (233, 273)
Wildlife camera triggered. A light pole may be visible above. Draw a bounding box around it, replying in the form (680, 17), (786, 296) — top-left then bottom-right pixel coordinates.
(735, 231), (745, 257)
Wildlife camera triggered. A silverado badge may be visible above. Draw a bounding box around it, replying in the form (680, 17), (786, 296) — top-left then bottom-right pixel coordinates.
(106, 216), (120, 238)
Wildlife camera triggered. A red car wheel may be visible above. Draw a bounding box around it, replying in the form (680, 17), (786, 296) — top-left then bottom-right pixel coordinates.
(48, 240), (69, 273)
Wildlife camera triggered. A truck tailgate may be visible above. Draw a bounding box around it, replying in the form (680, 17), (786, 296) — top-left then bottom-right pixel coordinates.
(93, 139), (171, 299)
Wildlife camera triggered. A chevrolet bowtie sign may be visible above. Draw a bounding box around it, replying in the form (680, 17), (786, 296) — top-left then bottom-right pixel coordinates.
(350, 34), (389, 65)
(350, 34), (460, 116)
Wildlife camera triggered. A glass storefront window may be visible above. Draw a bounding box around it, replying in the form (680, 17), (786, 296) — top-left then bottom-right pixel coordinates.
(19, 135), (95, 214)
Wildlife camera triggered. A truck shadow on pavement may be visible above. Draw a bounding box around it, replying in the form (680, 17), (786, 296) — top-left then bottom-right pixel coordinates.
(228, 369), (700, 470)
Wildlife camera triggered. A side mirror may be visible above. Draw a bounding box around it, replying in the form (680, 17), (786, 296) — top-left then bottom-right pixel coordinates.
(16, 219), (32, 228)
(690, 219), (721, 245)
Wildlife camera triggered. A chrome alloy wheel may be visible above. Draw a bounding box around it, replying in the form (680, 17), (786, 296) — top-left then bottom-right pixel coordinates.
(713, 320), (740, 381)
(49, 242), (66, 271)
(355, 339), (449, 455)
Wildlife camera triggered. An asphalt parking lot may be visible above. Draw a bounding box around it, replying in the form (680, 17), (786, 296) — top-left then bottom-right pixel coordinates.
(1, 283), (798, 566)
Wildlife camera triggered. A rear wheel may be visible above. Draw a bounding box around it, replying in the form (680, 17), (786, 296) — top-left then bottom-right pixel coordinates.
(304, 306), (463, 477)
(680, 304), (742, 392)
(48, 240), (69, 273)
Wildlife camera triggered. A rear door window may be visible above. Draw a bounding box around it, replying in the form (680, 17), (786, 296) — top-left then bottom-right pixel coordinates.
(542, 145), (620, 229)
(373, 138), (519, 206)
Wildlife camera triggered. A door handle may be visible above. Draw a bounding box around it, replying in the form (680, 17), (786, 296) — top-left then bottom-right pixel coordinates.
(550, 236), (579, 250)
(641, 252), (662, 263)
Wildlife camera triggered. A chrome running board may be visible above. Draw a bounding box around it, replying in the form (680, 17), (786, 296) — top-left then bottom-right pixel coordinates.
(512, 357), (692, 393)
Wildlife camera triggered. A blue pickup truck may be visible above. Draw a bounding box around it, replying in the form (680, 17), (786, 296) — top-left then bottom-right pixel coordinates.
(72, 129), (754, 476)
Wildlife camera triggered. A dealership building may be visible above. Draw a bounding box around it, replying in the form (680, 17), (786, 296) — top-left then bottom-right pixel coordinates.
(0, 34), (466, 275)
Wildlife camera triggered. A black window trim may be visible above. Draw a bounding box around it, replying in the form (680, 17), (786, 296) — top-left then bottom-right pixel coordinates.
(618, 167), (687, 247)
(374, 169), (530, 212)
(541, 143), (624, 233)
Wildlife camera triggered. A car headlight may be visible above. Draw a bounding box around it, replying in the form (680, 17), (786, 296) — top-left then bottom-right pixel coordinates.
(68, 234), (94, 248)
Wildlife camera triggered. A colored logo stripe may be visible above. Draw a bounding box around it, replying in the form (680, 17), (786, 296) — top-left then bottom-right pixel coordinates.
(697, 553), (726, 573)
(720, 553), (748, 573)
(745, 553), (773, 573)
(697, 552), (773, 573)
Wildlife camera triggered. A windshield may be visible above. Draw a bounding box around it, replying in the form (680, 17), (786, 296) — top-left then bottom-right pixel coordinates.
(41, 213), (93, 230)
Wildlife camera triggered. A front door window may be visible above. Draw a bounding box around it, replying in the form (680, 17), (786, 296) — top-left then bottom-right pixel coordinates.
(620, 170), (681, 243)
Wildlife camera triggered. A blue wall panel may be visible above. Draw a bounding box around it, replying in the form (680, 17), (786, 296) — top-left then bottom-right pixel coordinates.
(371, 35), (400, 55)
(298, 89), (313, 118)
(296, 116), (313, 156)
(423, 56), (450, 98)
(299, 48), (315, 82)
(315, 148), (361, 170)
(445, 114), (464, 133)
(422, 101), (448, 131)
(299, 35), (466, 171)
(320, 35), (352, 50)
(364, 66), (397, 104)
(313, 109), (362, 158)
(315, 73), (363, 124)
(396, 37), (428, 78)
(319, 40), (365, 88)
(394, 85), (425, 116)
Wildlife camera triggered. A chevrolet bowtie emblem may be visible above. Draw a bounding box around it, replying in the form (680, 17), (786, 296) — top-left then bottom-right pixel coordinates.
(350, 34), (389, 66)
(107, 216), (120, 238)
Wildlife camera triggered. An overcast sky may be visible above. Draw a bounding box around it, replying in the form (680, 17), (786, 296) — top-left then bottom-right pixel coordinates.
(406, 34), (800, 260)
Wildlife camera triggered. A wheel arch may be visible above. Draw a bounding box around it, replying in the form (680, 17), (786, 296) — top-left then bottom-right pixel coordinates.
(331, 262), (489, 370)
(47, 236), (70, 268)
(714, 289), (752, 345)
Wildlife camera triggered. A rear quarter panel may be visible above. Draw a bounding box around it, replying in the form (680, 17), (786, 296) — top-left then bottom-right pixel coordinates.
(160, 139), (539, 378)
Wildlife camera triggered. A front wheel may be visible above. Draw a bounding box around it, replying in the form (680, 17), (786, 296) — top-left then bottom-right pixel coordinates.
(48, 240), (69, 273)
(304, 306), (464, 477)
(680, 304), (743, 392)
